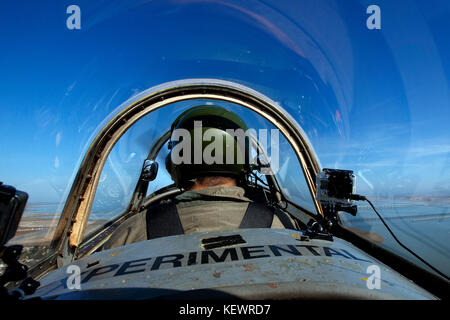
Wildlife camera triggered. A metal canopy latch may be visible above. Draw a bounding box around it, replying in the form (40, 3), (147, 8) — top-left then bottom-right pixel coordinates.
(201, 234), (246, 250)
(141, 160), (158, 181)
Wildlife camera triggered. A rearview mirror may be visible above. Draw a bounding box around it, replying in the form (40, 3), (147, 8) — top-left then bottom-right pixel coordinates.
(0, 182), (28, 246)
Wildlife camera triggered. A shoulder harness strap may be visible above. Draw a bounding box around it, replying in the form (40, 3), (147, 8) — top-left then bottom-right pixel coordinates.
(239, 201), (274, 228)
(146, 200), (278, 238)
(146, 202), (184, 240)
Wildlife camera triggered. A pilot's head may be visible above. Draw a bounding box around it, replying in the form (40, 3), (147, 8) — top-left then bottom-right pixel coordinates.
(165, 105), (251, 190)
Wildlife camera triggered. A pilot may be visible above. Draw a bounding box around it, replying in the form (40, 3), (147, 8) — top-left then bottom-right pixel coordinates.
(102, 105), (295, 250)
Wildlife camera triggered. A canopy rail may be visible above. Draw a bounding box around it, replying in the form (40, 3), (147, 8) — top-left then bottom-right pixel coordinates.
(49, 79), (323, 266)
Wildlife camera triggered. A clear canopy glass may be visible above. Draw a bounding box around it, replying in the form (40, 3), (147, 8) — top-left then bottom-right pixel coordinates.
(1, 0), (448, 277)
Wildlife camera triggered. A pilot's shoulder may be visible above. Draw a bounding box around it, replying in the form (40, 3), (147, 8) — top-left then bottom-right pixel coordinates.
(271, 214), (286, 229)
(102, 212), (147, 250)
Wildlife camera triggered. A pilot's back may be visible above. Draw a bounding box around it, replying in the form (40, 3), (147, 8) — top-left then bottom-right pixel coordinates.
(102, 186), (285, 250)
(175, 186), (283, 234)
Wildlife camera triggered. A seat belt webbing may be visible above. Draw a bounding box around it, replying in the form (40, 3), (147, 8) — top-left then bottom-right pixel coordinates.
(146, 203), (184, 240)
(146, 200), (275, 239)
(239, 201), (274, 228)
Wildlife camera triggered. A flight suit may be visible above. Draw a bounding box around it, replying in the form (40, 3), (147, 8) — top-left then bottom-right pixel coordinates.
(102, 186), (285, 250)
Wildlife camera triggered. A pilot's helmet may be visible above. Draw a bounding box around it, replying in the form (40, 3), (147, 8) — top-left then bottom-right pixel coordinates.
(166, 105), (251, 188)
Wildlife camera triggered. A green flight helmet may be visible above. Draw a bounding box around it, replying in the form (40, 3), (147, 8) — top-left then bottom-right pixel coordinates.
(166, 105), (251, 188)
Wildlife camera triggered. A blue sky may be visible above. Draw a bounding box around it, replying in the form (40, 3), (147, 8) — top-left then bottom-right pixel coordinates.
(0, 0), (449, 207)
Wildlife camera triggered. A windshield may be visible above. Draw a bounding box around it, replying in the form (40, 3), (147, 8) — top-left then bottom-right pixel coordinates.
(1, 0), (448, 278)
(85, 99), (317, 240)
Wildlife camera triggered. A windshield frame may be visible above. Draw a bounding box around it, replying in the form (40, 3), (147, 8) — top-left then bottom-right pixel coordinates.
(39, 79), (323, 268)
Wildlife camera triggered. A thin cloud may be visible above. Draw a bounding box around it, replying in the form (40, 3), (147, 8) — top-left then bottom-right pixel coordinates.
(55, 131), (62, 147)
(407, 144), (450, 158)
(64, 81), (77, 96)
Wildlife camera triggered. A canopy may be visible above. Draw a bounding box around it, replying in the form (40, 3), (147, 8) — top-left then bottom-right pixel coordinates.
(1, 0), (448, 277)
